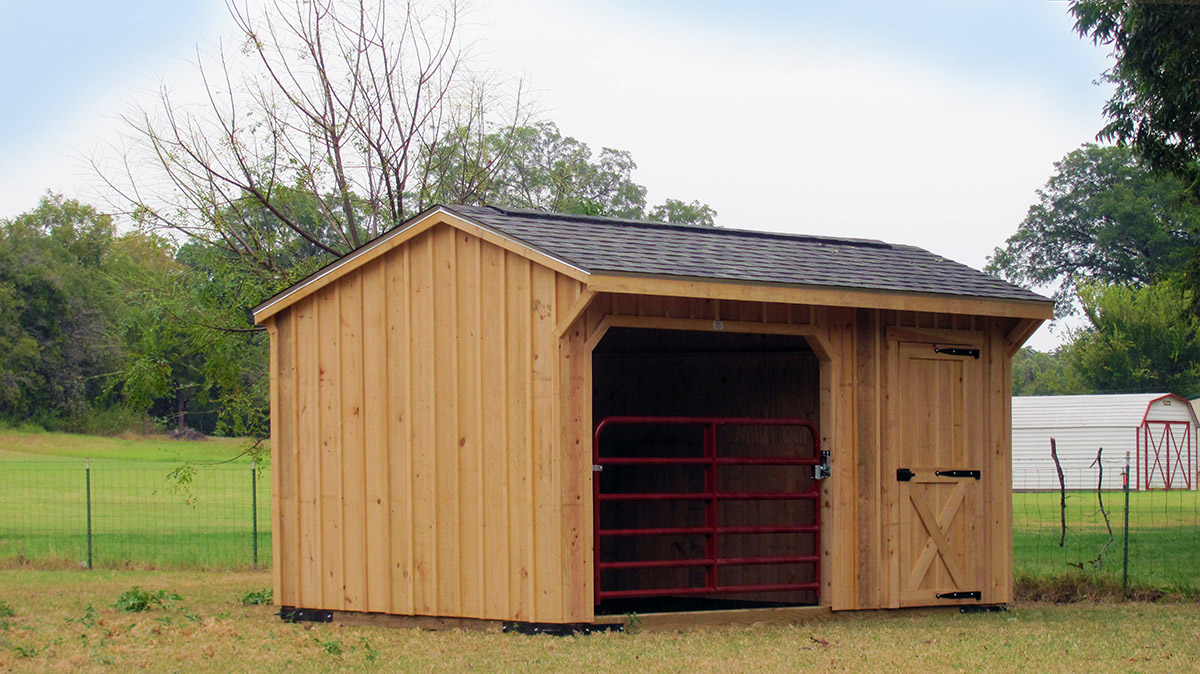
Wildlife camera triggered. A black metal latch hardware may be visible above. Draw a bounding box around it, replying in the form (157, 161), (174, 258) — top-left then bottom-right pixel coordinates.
(896, 468), (915, 482)
(936, 470), (981, 480)
(936, 591), (981, 600)
(813, 450), (831, 480)
(934, 347), (980, 359)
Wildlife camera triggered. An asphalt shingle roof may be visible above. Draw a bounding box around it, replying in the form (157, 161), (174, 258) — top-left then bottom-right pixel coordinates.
(446, 204), (1048, 303)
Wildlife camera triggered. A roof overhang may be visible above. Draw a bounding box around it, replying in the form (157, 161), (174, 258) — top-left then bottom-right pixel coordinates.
(585, 273), (1055, 320)
(253, 205), (1056, 325)
(252, 206), (589, 323)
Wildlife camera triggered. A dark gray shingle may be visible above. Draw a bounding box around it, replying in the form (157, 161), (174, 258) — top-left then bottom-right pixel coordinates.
(446, 204), (1048, 303)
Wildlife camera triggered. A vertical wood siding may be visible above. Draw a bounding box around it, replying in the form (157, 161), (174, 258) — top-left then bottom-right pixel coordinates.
(269, 222), (1020, 621)
(271, 224), (583, 620)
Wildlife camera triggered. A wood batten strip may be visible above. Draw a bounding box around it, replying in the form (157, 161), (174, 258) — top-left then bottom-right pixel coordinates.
(339, 270), (367, 611)
(361, 257), (391, 613)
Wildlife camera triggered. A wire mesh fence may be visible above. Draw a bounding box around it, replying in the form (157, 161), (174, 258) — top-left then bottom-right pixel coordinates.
(1014, 462), (1200, 593)
(0, 461), (268, 570)
(2, 458), (1198, 592)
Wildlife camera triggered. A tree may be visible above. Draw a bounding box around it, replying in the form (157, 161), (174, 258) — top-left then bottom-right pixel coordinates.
(648, 198), (718, 228)
(1070, 2), (1200, 313)
(114, 240), (271, 438)
(102, 0), (532, 270)
(1062, 281), (1200, 398)
(986, 144), (1198, 316)
(428, 121), (717, 224)
(1071, 2), (1200, 196)
(0, 195), (151, 427)
(1011, 347), (1079, 396)
(103, 0), (717, 281)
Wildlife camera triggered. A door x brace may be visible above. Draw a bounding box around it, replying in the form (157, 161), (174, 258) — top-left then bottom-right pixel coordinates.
(907, 482), (967, 591)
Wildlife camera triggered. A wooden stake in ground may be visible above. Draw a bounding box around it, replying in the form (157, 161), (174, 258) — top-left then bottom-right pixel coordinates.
(1050, 438), (1066, 547)
(1090, 447), (1113, 568)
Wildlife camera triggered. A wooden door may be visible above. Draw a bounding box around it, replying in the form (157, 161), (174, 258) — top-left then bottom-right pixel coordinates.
(891, 340), (985, 606)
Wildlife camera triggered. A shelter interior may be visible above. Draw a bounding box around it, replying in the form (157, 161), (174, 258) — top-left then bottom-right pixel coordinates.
(591, 327), (822, 613)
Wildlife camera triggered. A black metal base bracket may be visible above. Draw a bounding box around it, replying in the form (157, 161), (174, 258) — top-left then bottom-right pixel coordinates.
(959, 604), (1007, 614)
(278, 606), (333, 623)
(502, 621), (624, 636)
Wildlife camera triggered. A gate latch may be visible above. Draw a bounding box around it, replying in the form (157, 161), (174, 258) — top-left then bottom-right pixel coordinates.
(592, 464), (603, 472)
(812, 450), (831, 481)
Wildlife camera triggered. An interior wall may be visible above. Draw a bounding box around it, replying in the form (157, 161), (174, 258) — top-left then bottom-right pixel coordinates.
(591, 328), (821, 605)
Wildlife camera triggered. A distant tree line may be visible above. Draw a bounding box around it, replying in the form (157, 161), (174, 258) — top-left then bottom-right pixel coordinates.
(1, 118), (716, 435)
(0, 0), (719, 438)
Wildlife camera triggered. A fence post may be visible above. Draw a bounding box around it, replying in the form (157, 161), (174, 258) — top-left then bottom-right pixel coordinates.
(251, 460), (259, 568)
(1122, 450), (1130, 599)
(85, 459), (93, 570)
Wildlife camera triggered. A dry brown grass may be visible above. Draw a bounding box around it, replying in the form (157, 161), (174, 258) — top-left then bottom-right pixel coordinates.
(0, 569), (1198, 673)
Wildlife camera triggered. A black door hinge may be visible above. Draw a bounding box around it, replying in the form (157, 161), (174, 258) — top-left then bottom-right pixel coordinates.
(935, 469), (981, 480)
(934, 347), (980, 359)
(896, 468), (915, 482)
(936, 591), (982, 600)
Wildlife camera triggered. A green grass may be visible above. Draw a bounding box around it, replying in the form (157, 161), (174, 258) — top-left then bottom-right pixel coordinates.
(0, 569), (1198, 673)
(0, 427), (260, 463)
(1013, 490), (1200, 593)
(1, 429), (1198, 589)
(0, 430), (268, 570)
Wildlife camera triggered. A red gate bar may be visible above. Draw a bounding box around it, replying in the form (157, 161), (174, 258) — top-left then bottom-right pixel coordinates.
(598, 525), (820, 537)
(600, 555), (820, 571)
(599, 491), (819, 501)
(593, 416), (822, 605)
(600, 583), (822, 601)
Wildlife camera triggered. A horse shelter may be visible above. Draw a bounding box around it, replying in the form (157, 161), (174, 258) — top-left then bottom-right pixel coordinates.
(252, 205), (1053, 628)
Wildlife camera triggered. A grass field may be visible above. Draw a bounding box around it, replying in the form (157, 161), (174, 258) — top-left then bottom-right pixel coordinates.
(0, 429), (268, 569)
(0, 569), (1197, 673)
(0, 427), (258, 463)
(2, 429), (1199, 592)
(1013, 489), (1200, 592)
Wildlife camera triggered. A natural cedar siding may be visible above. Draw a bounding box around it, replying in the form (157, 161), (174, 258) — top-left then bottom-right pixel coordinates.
(259, 209), (1047, 623)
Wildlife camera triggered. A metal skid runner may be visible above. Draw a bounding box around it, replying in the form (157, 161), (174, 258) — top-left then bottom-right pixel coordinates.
(592, 416), (826, 606)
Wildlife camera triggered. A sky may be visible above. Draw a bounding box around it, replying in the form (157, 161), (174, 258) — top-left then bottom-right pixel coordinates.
(0, 0), (1115, 349)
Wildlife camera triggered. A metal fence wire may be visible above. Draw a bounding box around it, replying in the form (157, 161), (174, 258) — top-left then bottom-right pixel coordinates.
(1014, 458), (1200, 594)
(2, 458), (1198, 593)
(0, 461), (268, 570)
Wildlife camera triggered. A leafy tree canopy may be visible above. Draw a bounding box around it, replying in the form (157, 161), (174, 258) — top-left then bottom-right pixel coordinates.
(987, 144), (1198, 317)
(1071, 1), (1200, 195)
(1011, 347), (1079, 397)
(1065, 280), (1200, 398)
(0, 195), (160, 426)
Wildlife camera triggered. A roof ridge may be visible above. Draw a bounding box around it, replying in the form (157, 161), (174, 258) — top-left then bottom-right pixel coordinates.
(445, 204), (895, 250)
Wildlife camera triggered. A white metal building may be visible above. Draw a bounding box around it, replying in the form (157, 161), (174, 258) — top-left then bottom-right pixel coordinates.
(1012, 393), (1198, 491)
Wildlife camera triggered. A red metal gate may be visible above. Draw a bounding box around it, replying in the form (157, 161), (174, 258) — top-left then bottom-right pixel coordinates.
(592, 416), (823, 605)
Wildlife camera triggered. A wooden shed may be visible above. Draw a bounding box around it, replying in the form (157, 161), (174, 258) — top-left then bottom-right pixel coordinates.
(252, 205), (1053, 627)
